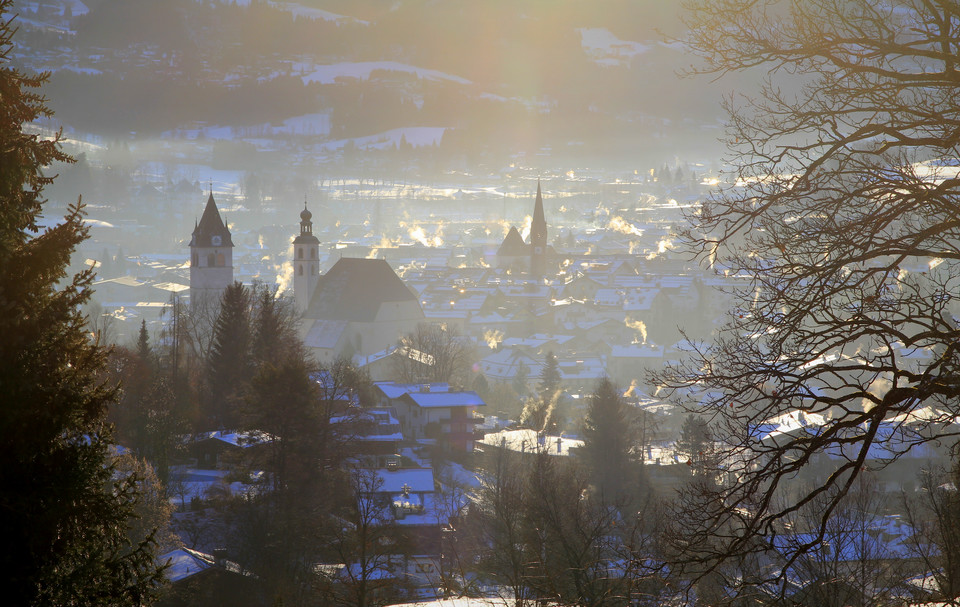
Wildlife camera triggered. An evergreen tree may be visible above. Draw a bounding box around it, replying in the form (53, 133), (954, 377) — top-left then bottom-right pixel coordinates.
(251, 284), (299, 367)
(0, 4), (165, 603)
(675, 413), (715, 478)
(136, 318), (152, 366)
(206, 281), (252, 429)
(580, 378), (642, 499)
(537, 350), (561, 401)
(251, 284), (283, 365)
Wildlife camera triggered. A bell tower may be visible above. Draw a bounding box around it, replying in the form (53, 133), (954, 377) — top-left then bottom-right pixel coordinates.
(189, 191), (233, 307)
(293, 199), (320, 312)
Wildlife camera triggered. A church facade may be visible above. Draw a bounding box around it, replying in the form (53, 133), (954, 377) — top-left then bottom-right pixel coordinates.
(299, 257), (425, 362)
(495, 181), (552, 276)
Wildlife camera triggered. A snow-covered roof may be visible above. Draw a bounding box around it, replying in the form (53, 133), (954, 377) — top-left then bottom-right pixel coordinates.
(610, 344), (665, 358)
(160, 547), (247, 583)
(403, 390), (486, 409)
(375, 381), (451, 400)
(373, 468), (435, 494)
(163, 548), (216, 583)
(480, 429), (583, 456)
(302, 318), (348, 349)
(191, 430), (276, 448)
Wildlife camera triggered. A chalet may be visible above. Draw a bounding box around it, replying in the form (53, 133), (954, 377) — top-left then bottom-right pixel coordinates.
(374, 382), (486, 452)
(156, 547), (264, 607)
(188, 430), (275, 470)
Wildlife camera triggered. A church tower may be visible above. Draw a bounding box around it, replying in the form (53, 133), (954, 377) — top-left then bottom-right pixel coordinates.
(529, 180), (547, 277)
(189, 191), (234, 306)
(293, 199), (320, 312)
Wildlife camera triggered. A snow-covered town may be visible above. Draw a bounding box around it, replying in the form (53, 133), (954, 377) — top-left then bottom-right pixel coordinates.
(8, 1), (960, 606)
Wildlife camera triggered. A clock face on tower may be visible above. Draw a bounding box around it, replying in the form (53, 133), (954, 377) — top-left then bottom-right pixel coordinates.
(211, 235), (222, 246)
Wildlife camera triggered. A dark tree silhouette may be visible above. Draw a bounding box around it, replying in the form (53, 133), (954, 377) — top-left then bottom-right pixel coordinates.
(903, 464), (960, 602)
(136, 318), (153, 365)
(538, 350), (561, 400)
(656, 0), (960, 587)
(674, 413), (716, 478)
(251, 284), (299, 366)
(0, 3), (165, 602)
(581, 378), (645, 499)
(206, 281), (252, 429)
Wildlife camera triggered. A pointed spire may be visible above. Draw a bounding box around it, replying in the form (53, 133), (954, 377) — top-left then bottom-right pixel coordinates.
(530, 179), (546, 248)
(190, 191), (233, 247)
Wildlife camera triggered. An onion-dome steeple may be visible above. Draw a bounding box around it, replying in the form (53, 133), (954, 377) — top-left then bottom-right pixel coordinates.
(294, 198), (320, 311)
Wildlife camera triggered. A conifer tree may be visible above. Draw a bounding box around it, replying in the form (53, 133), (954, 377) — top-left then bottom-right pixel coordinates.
(206, 281), (252, 429)
(581, 378), (642, 499)
(136, 318), (152, 366)
(675, 413), (715, 478)
(537, 350), (561, 400)
(0, 4), (164, 603)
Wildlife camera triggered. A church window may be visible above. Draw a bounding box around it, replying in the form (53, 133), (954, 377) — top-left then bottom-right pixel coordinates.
(207, 253), (215, 266)
(298, 265), (303, 276)
(192, 253), (198, 266)
(298, 248), (303, 260)
(310, 248), (316, 259)
(216, 252), (225, 266)
(311, 264), (316, 275)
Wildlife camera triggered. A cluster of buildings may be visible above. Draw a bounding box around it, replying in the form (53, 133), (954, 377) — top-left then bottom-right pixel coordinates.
(101, 178), (735, 399)
(143, 184), (960, 605)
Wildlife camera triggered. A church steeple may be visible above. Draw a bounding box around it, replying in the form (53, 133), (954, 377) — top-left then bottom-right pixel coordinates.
(529, 180), (547, 276)
(190, 191), (233, 248)
(189, 191), (234, 306)
(293, 198), (320, 312)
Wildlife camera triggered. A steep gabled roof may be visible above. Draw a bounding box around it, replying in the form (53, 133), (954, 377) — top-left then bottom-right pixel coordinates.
(304, 257), (421, 322)
(190, 193), (233, 248)
(497, 226), (529, 257)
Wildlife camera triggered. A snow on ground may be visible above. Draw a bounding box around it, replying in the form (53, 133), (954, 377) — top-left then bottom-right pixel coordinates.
(167, 467), (264, 508)
(194, 0), (252, 5)
(137, 163), (243, 197)
(269, 1), (368, 24)
(436, 460), (481, 490)
(300, 61), (471, 86)
(165, 113), (332, 141)
(20, 0), (88, 17)
(579, 27), (650, 66)
(388, 598), (519, 607)
(193, 0), (365, 23)
(60, 65), (102, 75)
(275, 112), (332, 136)
(320, 126), (447, 152)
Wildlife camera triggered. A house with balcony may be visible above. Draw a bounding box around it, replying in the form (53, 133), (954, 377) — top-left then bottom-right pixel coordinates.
(374, 382), (486, 452)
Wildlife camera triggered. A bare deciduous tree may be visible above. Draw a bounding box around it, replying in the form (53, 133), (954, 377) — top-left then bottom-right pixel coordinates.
(394, 322), (474, 386)
(655, 0), (960, 585)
